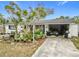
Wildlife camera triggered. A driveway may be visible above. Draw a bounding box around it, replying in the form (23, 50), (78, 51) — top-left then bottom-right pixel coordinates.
(32, 37), (79, 57)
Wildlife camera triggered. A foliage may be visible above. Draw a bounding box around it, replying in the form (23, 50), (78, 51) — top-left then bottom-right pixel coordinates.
(14, 34), (21, 41)
(74, 16), (79, 24)
(0, 13), (6, 33)
(26, 32), (33, 41)
(0, 36), (44, 57)
(5, 2), (29, 34)
(4, 2), (53, 42)
(57, 16), (70, 19)
(14, 28), (44, 42)
(14, 32), (33, 42)
(35, 28), (44, 39)
(23, 10), (28, 16)
(72, 37), (79, 49)
(27, 5), (54, 22)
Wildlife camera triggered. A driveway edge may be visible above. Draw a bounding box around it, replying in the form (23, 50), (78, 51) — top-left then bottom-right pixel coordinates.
(32, 38), (47, 57)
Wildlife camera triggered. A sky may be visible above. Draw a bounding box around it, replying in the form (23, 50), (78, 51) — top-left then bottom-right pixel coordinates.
(0, 1), (79, 20)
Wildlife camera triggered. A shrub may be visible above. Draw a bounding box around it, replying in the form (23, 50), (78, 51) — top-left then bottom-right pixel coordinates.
(21, 32), (33, 42)
(22, 34), (27, 42)
(14, 34), (21, 42)
(14, 28), (44, 42)
(35, 28), (44, 39)
(26, 32), (33, 41)
(72, 37), (79, 49)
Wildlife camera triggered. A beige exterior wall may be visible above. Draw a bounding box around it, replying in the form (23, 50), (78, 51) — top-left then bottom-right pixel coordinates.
(5, 24), (16, 33)
(68, 23), (78, 38)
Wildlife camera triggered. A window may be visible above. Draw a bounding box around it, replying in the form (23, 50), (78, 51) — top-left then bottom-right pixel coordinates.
(9, 25), (15, 30)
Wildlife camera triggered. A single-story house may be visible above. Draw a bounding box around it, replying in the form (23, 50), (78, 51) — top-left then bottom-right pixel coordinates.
(2, 18), (79, 38)
(27, 19), (79, 38)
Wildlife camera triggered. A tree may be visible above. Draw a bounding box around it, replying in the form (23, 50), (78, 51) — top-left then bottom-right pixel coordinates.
(5, 1), (28, 33)
(65, 16), (69, 19)
(57, 16), (70, 19)
(73, 16), (79, 24)
(27, 4), (54, 22)
(27, 4), (54, 42)
(59, 16), (64, 19)
(0, 13), (6, 33)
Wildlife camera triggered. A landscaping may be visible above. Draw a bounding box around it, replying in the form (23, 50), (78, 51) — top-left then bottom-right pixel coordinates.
(0, 1), (54, 57)
(1, 1), (79, 57)
(0, 27), (45, 57)
(71, 37), (79, 49)
(0, 38), (45, 57)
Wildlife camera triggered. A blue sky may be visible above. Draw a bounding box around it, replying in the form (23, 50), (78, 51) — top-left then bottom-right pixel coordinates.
(0, 1), (79, 20)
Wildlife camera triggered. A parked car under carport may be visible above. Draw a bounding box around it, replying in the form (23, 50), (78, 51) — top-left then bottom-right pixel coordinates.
(46, 31), (59, 36)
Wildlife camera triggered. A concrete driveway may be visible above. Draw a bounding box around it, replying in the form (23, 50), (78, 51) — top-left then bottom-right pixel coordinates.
(32, 37), (79, 57)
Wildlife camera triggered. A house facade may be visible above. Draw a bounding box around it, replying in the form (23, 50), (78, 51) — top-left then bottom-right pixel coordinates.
(28, 19), (79, 38)
(5, 24), (24, 33)
(3, 19), (79, 38)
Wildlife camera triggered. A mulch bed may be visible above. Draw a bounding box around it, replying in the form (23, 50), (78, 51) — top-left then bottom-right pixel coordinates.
(0, 38), (45, 57)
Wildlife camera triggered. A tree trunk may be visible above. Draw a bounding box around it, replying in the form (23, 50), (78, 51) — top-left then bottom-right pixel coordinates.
(14, 24), (18, 34)
(3, 24), (5, 33)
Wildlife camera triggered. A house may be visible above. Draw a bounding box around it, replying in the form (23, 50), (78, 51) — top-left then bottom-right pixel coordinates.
(27, 19), (78, 38)
(4, 18), (79, 38)
(5, 24), (16, 33)
(5, 24), (24, 33)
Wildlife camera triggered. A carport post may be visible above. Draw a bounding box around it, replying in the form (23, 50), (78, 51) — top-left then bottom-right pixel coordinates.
(45, 25), (48, 37)
(33, 25), (35, 43)
(45, 25), (46, 36)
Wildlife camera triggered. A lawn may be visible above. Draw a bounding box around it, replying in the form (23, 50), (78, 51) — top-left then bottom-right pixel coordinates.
(0, 39), (45, 57)
(71, 37), (79, 49)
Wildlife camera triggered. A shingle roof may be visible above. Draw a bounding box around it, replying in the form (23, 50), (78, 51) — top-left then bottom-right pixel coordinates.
(27, 19), (74, 25)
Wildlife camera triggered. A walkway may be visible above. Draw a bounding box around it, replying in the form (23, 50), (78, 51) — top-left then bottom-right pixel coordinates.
(32, 37), (79, 57)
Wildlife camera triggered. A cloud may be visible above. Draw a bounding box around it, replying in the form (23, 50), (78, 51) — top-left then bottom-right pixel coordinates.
(57, 1), (68, 6)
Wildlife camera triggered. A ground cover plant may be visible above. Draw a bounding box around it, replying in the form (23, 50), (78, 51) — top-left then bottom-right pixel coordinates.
(71, 37), (79, 49)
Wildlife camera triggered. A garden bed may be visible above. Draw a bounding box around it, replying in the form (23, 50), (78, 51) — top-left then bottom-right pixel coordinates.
(71, 37), (79, 49)
(0, 38), (45, 57)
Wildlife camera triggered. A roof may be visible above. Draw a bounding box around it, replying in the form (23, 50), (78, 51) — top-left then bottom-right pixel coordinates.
(27, 19), (75, 25)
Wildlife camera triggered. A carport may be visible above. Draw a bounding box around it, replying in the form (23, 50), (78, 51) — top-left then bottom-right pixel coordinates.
(48, 24), (69, 35)
(27, 19), (78, 42)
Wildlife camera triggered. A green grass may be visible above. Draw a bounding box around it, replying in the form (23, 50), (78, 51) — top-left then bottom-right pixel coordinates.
(71, 37), (79, 49)
(0, 39), (45, 57)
